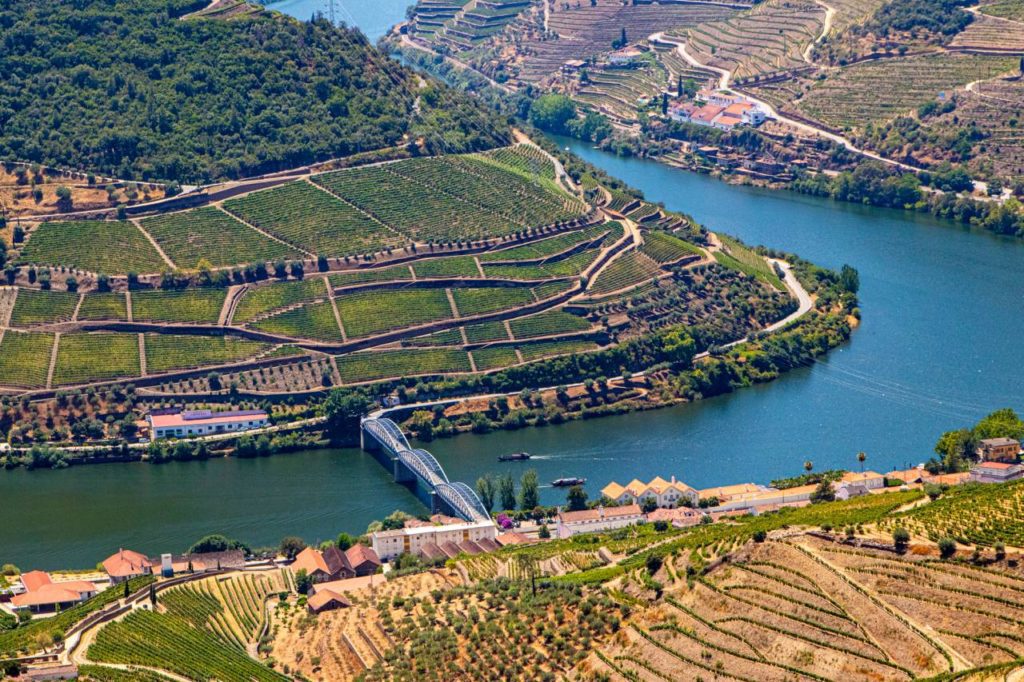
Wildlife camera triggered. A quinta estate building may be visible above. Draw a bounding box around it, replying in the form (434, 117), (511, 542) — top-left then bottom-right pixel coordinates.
(148, 409), (268, 439)
(601, 476), (698, 508)
(556, 504), (644, 538)
(976, 437), (1021, 463)
(371, 519), (498, 561)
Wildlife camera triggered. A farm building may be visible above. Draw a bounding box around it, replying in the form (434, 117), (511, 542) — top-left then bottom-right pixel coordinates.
(371, 519), (498, 561)
(148, 409), (268, 439)
(607, 47), (644, 66)
(556, 504), (644, 538)
(306, 588), (351, 614)
(11, 571), (98, 614)
(975, 437), (1021, 462)
(840, 471), (886, 489)
(102, 548), (153, 584)
(970, 461), (1024, 484)
(290, 544), (381, 582)
(670, 98), (766, 130)
(601, 476), (698, 507)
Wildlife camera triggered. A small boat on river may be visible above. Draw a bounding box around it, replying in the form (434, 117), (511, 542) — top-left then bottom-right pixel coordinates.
(498, 452), (532, 462)
(551, 477), (586, 487)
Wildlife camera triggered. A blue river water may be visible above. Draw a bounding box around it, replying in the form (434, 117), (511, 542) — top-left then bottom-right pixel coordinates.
(1, 1), (1022, 569)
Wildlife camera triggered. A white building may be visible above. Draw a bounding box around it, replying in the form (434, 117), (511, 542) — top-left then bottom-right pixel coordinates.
(970, 461), (1024, 484)
(556, 504), (645, 539)
(371, 519), (498, 561)
(601, 476), (698, 508)
(148, 409), (268, 439)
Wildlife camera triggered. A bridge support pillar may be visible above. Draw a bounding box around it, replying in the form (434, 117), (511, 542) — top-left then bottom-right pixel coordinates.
(394, 458), (414, 484)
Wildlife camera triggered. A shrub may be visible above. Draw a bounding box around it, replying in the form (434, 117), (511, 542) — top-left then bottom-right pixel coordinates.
(938, 537), (957, 559)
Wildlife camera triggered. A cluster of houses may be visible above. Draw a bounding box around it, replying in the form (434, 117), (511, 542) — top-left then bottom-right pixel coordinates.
(2, 547), (245, 615)
(668, 89), (767, 132)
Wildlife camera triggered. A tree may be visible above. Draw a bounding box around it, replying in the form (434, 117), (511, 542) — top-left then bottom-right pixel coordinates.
(973, 407), (1024, 442)
(838, 264), (860, 294)
(149, 583), (157, 607)
(498, 474), (516, 511)
(857, 451), (866, 471)
(646, 554), (662, 575)
(279, 536), (306, 560)
(519, 469), (539, 510)
(566, 485), (588, 511)
(336, 533), (355, 551)
(640, 496), (658, 513)
(892, 527), (910, 552)
(538, 523), (551, 539)
(752, 530), (767, 543)
(476, 474), (496, 512)
(934, 429), (974, 472)
(810, 480), (835, 503)
(528, 94), (577, 135)
(295, 568), (313, 594)
(938, 537), (957, 559)
(123, 580), (130, 599)
(187, 534), (247, 555)
(55, 185), (72, 211)
(804, 460), (814, 473)
(321, 390), (372, 444)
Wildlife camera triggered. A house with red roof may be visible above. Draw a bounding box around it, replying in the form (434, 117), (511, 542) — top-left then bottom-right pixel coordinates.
(970, 461), (1024, 484)
(290, 545), (381, 586)
(102, 549), (153, 584)
(11, 572), (98, 614)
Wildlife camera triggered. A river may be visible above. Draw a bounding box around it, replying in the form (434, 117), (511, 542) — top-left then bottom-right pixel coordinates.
(2, 3), (1023, 570)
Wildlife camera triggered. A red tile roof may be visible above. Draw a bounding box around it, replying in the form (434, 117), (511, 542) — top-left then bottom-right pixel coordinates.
(102, 549), (152, 578)
(291, 547), (330, 576)
(345, 544), (381, 569)
(149, 410), (266, 429)
(20, 570), (52, 592)
(559, 504), (643, 524)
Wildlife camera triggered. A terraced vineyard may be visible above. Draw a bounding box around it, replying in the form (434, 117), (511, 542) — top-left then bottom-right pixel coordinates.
(89, 609), (284, 682)
(519, 338), (601, 362)
(451, 286), (536, 316)
(716, 234), (784, 289)
(464, 320), (511, 343)
(509, 309), (592, 339)
(673, 0), (824, 81)
(470, 345), (520, 370)
(0, 331), (55, 388)
(640, 230), (705, 264)
(412, 255), (481, 278)
(335, 348), (472, 383)
(980, 0), (1024, 20)
(145, 334), (271, 374)
(517, 0), (738, 83)
(53, 332), (140, 385)
(576, 62), (668, 122)
(329, 265), (413, 288)
(587, 251), (663, 296)
(949, 13), (1024, 51)
(335, 288), (453, 338)
(883, 480), (1024, 546)
(224, 180), (403, 257)
(77, 293), (128, 321)
(232, 278), (327, 324)
(479, 222), (617, 263)
(131, 288), (227, 324)
(251, 301), (343, 342)
(17, 220), (166, 275)
(8, 289), (79, 327)
(797, 53), (1018, 128)
(141, 207), (300, 269)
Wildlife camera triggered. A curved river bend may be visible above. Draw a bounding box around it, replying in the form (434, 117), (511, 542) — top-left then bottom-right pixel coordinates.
(2, 8), (1022, 569)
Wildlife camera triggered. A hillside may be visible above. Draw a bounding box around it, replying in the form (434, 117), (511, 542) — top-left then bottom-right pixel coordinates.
(0, 0), (507, 183)
(30, 480), (1024, 680)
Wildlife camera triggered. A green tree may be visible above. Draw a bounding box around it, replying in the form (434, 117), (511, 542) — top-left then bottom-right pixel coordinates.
(476, 474), (496, 512)
(498, 474), (516, 511)
(538, 523), (551, 539)
(892, 527), (910, 552)
(838, 264), (860, 294)
(566, 485), (588, 511)
(335, 533), (355, 551)
(938, 537), (957, 559)
(321, 390), (371, 444)
(528, 94), (577, 135)
(279, 536), (306, 560)
(187, 534), (247, 555)
(973, 407), (1024, 442)
(857, 451), (867, 471)
(519, 469), (540, 510)
(934, 428), (974, 471)
(810, 480), (835, 503)
(295, 568), (313, 595)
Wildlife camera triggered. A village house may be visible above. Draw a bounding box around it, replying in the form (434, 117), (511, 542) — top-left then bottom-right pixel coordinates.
(970, 461), (1024, 484)
(645, 506), (706, 528)
(371, 519), (498, 561)
(975, 437), (1021, 463)
(840, 471), (886, 490)
(711, 484), (819, 513)
(669, 90), (766, 131)
(306, 588), (351, 614)
(698, 482), (766, 504)
(885, 467), (926, 485)
(556, 504), (644, 538)
(290, 544), (381, 583)
(148, 408), (269, 440)
(601, 476), (698, 508)
(562, 58), (586, 75)
(102, 548), (153, 584)
(607, 47), (644, 66)
(11, 571), (98, 614)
